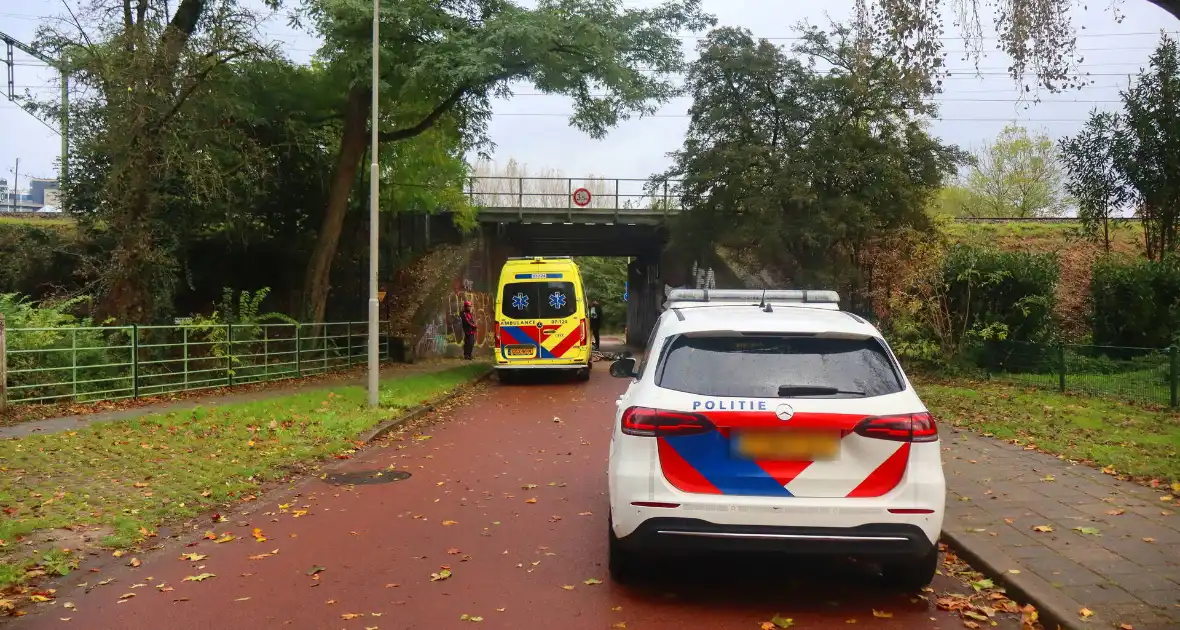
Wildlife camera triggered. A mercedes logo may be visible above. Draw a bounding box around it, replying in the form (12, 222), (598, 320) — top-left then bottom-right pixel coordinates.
(775, 403), (795, 421)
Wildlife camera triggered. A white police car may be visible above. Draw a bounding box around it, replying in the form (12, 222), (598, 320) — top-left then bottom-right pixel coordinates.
(606, 290), (945, 589)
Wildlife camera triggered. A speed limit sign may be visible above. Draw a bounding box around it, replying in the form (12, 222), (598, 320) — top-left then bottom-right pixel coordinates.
(572, 187), (592, 207)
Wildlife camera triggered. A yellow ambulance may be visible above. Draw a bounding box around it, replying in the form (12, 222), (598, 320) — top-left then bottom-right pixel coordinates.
(494, 257), (591, 381)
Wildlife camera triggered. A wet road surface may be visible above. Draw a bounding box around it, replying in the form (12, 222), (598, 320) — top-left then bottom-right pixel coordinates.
(13, 370), (1024, 629)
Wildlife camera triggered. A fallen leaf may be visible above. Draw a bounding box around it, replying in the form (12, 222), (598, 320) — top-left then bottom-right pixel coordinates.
(578, 511), (593, 516)
(1041, 475), (1055, 482)
(248, 553), (272, 560)
(306, 566), (326, 576)
(767, 614), (795, 628)
(29, 595), (53, 603)
(1143, 537), (1156, 543)
(118, 593), (135, 600)
(214, 534), (235, 544)
(964, 610), (989, 621)
(612, 624), (627, 629)
(430, 569), (452, 582)
(447, 548), (461, 555)
(1073, 526), (1101, 536)
(342, 613), (362, 620)
(584, 578), (603, 585)
(1173, 482), (1180, 493)
(971, 578), (995, 591)
(1120, 623), (1135, 629)
(872, 610), (893, 619)
(127, 558), (141, 568)
(1008, 569), (1021, 574)
(1080, 607), (1094, 618)
(1032, 525), (1054, 533)
(1162, 496), (1174, 502)
(560, 585), (575, 591)
(459, 614), (484, 622)
(203, 531), (217, 540)
(252, 528), (266, 542)
(183, 573), (215, 582)
(525, 498), (537, 504)
(1106, 509), (1126, 516)
(235, 597), (250, 602)
(963, 622), (981, 630)
(442, 520), (458, 526)
(521, 484), (537, 489)
(180, 553), (206, 562)
(612, 606), (623, 612)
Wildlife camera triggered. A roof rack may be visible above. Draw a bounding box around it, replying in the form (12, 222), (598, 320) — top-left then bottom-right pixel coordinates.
(665, 289), (841, 305)
(506, 256), (573, 262)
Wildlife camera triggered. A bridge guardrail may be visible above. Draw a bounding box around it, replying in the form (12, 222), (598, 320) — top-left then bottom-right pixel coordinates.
(464, 176), (682, 212)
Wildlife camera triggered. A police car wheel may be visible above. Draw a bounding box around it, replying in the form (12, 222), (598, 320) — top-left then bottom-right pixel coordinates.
(607, 517), (641, 584)
(880, 545), (939, 592)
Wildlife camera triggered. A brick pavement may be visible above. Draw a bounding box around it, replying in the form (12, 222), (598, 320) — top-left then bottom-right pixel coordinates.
(943, 425), (1180, 630)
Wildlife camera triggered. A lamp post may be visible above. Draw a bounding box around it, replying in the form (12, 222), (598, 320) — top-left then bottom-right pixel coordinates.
(367, 0), (380, 407)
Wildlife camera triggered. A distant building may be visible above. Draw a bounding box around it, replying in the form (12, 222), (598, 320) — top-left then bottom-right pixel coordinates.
(28, 178), (59, 205)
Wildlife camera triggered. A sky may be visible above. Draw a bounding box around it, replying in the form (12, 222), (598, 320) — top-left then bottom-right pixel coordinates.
(1, 0), (1178, 201)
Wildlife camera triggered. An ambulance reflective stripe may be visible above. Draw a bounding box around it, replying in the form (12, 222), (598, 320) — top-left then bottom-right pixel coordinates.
(498, 325), (556, 359)
(497, 320), (584, 358)
(655, 410), (911, 499)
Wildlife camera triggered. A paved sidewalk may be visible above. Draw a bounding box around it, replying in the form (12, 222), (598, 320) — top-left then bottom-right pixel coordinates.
(943, 426), (1180, 630)
(0, 359), (468, 440)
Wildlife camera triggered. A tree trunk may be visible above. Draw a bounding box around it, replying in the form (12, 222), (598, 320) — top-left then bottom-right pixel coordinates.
(302, 85), (370, 327)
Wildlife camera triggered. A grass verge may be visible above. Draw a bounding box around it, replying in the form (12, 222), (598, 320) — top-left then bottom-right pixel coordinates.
(0, 362), (488, 588)
(917, 378), (1180, 483)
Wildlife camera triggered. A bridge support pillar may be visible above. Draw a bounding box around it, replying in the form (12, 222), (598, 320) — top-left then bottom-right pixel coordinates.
(625, 255), (662, 348)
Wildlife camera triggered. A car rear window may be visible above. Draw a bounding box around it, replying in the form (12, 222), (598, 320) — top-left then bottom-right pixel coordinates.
(655, 335), (904, 398)
(501, 281), (578, 319)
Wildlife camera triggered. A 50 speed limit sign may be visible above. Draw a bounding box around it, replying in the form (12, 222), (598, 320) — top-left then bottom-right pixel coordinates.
(572, 187), (592, 207)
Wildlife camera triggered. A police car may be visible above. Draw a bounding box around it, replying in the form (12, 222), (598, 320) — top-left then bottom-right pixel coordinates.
(606, 289), (945, 589)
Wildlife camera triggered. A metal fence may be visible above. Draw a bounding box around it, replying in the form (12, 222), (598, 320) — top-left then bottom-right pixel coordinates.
(0, 319), (389, 408)
(957, 340), (1178, 408)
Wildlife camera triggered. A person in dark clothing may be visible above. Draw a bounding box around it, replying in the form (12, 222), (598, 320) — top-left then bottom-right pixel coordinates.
(460, 300), (477, 360)
(588, 300), (602, 350)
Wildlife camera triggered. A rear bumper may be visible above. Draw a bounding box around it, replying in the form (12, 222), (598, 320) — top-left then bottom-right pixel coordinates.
(615, 518), (934, 558)
(494, 361), (587, 369)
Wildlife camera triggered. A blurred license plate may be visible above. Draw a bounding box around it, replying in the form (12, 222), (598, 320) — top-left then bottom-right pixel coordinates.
(733, 431), (840, 461)
(506, 346), (535, 357)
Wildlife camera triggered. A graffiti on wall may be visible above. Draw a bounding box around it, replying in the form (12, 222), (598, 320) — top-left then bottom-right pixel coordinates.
(444, 286), (495, 347)
(412, 279), (496, 358)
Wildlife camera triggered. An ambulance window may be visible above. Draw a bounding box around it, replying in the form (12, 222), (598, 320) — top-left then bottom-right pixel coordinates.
(655, 335), (904, 398)
(500, 282), (577, 319)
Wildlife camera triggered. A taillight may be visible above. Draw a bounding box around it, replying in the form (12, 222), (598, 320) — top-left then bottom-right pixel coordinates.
(853, 413), (937, 443)
(621, 407), (715, 437)
(579, 318), (587, 346)
(493, 321), (501, 347)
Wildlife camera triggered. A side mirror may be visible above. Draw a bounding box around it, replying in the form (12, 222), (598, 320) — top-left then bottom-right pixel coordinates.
(609, 357), (638, 379)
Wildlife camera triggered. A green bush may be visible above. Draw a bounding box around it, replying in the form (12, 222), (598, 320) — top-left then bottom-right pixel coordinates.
(0, 293), (127, 404)
(942, 245), (1059, 371)
(1091, 258), (1180, 351)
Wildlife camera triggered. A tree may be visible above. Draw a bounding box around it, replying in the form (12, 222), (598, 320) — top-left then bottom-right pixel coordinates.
(966, 124), (1069, 218)
(1117, 34), (1180, 260)
(929, 185), (989, 218)
(1063, 35), (1180, 260)
(296, 0), (715, 325)
(34, 0), (277, 322)
(1059, 111), (1130, 252)
(657, 19), (965, 308)
(862, 0), (1179, 93)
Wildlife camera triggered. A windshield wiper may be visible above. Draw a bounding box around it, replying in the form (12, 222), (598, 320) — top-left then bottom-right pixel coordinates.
(776, 384), (865, 397)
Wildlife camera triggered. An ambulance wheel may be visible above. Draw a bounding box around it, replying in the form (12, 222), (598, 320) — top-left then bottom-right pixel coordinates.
(608, 517), (641, 584)
(880, 545), (939, 592)
(575, 367), (591, 381)
(498, 369), (517, 384)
